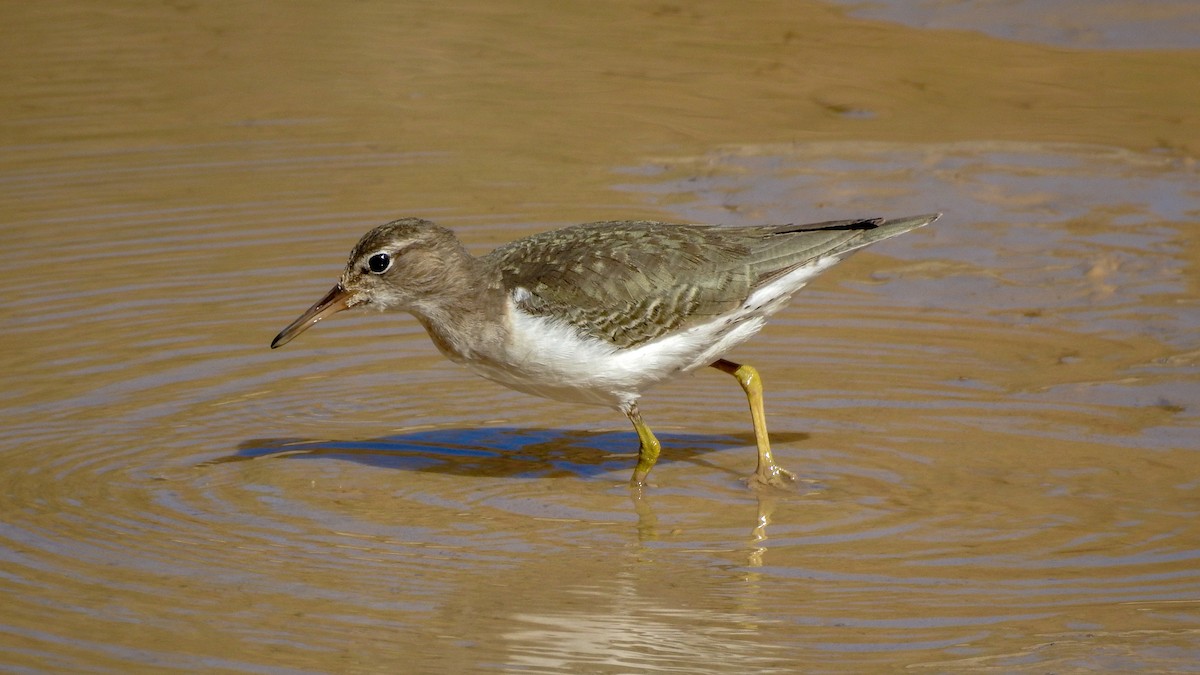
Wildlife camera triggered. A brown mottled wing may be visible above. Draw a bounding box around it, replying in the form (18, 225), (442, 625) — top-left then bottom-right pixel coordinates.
(487, 215), (938, 348)
(487, 221), (754, 348)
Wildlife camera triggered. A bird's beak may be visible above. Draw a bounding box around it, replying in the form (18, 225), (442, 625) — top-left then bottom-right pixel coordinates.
(271, 284), (357, 349)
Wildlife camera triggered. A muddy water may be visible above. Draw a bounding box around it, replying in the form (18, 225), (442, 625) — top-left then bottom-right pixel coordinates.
(2, 1), (1198, 672)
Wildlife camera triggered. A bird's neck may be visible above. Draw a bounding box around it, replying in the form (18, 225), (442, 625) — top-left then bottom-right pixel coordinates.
(407, 254), (509, 364)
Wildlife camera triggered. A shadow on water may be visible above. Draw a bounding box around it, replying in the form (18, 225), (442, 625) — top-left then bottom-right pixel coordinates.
(214, 427), (810, 481)
(220, 427), (805, 565)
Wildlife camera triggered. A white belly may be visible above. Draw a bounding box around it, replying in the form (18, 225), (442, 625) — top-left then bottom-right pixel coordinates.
(466, 304), (764, 408)
(463, 259), (836, 409)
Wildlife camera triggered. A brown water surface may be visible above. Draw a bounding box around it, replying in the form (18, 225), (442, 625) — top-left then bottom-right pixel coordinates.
(2, 1), (1198, 672)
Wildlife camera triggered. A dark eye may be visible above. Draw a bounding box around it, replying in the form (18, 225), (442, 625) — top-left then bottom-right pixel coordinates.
(367, 252), (392, 274)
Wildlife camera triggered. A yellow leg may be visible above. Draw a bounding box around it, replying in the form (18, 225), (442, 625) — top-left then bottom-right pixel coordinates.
(624, 403), (662, 487)
(711, 358), (796, 487)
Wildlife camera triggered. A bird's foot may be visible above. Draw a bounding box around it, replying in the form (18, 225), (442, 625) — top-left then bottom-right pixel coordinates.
(745, 465), (797, 491)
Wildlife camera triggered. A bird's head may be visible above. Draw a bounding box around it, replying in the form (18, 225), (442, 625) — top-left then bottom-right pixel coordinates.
(270, 218), (466, 348)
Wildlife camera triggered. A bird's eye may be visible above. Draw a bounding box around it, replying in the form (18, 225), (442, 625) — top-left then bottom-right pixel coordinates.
(367, 253), (392, 274)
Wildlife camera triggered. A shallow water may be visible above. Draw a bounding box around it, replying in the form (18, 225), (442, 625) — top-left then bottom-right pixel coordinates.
(2, 1), (1198, 672)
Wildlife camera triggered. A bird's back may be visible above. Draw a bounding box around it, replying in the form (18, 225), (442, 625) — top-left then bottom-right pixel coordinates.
(487, 214), (938, 348)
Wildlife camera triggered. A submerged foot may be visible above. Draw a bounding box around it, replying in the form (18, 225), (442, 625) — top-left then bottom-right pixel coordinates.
(746, 465), (797, 490)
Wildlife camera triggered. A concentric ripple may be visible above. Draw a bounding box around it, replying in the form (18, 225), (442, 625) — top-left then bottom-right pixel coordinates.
(3, 130), (1198, 674)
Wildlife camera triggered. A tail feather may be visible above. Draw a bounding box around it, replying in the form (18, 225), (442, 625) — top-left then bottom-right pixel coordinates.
(751, 212), (940, 285)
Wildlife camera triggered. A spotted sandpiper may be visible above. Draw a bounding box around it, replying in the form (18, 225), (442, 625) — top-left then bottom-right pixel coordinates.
(272, 213), (940, 487)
